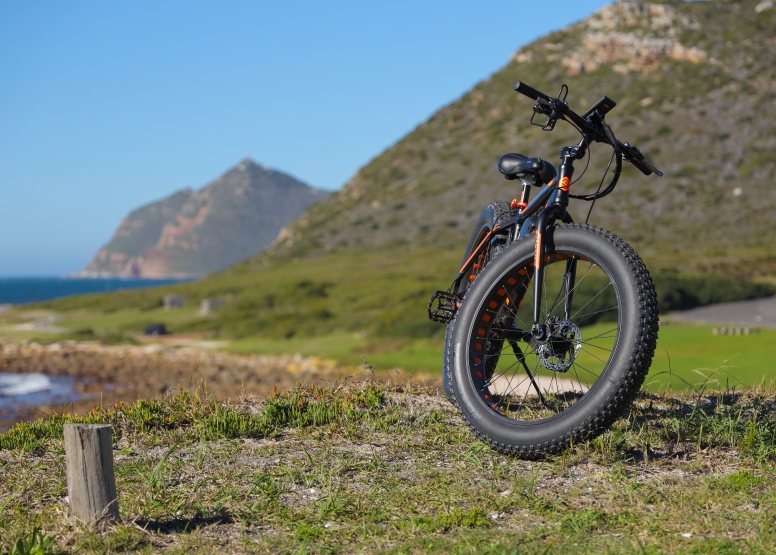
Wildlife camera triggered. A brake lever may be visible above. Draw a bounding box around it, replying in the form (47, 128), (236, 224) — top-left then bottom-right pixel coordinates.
(531, 97), (558, 131)
(601, 122), (663, 178)
(622, 142), (664, 177)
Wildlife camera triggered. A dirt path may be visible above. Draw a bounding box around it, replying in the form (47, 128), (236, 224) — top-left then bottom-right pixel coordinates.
(669, 296), (776, 327)
(490, 374), (588, 397)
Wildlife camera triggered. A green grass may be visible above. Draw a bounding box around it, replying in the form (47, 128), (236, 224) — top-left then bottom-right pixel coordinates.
(9, 311), (776, 395)
(228, 333), (445, 377)
(3, 381), (776, 553)
(228, 322), (776, 393)
(8, 244), (774, 392)
(27, 247), (774, 344)
(30, 248), (459, 343)
(648, 322), (776, 391)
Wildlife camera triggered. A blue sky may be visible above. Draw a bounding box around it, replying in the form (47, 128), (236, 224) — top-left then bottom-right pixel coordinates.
(0, 0), (609, 276)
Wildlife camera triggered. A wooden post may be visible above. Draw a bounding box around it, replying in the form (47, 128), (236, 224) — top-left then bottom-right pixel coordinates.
(64, 424), (119, 524)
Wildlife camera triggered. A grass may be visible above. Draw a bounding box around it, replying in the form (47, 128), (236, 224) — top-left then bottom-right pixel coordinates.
(648, 323), (776, 391)
(25, 247), (775, 345)
(29, 247), (459, 343)
(6, 313), (776, 394)
(3, 380), (776, 553)
(5, 243), (774, 392)
(227, 333), (445, 377)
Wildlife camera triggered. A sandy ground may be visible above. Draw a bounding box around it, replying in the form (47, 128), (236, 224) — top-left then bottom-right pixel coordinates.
(490, 374), (588, 397)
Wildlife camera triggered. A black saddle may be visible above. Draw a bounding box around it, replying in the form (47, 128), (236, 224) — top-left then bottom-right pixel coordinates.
(498, 153), (557, 184)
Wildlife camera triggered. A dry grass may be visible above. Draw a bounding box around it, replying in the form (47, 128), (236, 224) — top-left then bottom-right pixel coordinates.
(2, 379), (776, 554)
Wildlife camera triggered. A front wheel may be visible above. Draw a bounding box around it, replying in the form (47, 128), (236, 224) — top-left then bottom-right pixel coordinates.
(447, 224), (658, 457)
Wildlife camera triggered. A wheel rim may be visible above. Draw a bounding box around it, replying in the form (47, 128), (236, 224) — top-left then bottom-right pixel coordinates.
(465, 246), (621, 423)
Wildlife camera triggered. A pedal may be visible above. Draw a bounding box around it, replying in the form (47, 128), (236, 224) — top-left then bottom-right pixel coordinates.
(427, 291), (459, 323)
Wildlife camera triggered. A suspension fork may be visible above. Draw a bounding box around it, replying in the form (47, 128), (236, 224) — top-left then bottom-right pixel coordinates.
(532, 145), (580, 337)
(532, 204), (566, 337)
(531, 207), (577, 332)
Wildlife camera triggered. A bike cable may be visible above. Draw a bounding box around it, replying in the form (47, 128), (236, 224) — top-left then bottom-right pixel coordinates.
(566, 123), (590, 188)
(583, 148), (617, 224)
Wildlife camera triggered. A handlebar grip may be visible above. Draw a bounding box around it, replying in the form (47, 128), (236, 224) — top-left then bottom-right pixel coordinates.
(617, 142), (653, 176)
(512, 80), (550, 101)
(629, 157), (653, 176)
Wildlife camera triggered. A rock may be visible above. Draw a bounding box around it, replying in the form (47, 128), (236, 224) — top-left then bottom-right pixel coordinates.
(561, 3), (707, 76)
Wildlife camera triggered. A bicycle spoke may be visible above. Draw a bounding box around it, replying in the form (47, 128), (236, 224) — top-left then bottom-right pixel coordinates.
(547, 262), (597, 317)
(579, 347), (610, 364)
(570, 360), (602, 380)
(571, 282), (613, 320)
(579, 327), (618, 342)
(582, 342), (614, 353)
(509, 340), (547, 407)
(576, 306), (618, 324)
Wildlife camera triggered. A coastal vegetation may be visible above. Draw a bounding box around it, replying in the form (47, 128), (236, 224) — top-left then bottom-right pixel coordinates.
(9, 245), (773, 391)
(2, 380), (776, 553)
(1, 2), (776, 552)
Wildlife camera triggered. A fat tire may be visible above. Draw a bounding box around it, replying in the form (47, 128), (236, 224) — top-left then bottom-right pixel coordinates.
(447, 224), (658, 458)
(442, 201), (516, 403)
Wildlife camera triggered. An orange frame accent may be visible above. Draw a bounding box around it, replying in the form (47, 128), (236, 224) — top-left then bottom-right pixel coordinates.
(534, 231), (543, 270)
(459, 226), (500, 274)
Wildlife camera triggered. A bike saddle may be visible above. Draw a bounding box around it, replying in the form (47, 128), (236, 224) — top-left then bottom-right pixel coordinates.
(498, 153), (557, 184)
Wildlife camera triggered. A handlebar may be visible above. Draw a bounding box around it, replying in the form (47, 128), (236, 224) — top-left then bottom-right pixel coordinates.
(513, 80), (551, 102)
(512, 79), (662, 177)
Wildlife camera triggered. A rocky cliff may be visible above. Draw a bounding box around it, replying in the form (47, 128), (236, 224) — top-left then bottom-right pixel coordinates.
(78, 158), (329, 277)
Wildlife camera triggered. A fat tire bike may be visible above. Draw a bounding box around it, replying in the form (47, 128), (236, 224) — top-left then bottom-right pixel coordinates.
(428, 80), (662, 458)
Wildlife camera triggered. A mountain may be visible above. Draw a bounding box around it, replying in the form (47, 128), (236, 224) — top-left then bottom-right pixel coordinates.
(40, 0), (776, 366)
(78, 158), (329, 278)
(265, 0), (776, 278)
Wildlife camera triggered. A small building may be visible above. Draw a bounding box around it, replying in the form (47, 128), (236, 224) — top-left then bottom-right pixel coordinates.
(163, 295), (186, 310)
(200, 298), (225, 316)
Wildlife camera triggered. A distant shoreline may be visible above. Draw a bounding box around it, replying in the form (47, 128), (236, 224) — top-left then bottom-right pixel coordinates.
(0, 276), (195, 305)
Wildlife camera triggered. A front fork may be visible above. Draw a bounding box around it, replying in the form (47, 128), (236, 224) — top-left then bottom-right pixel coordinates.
(531, 148), (579, 338)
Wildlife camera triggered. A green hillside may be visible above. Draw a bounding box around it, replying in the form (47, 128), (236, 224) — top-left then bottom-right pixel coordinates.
(267, 0), (776, 277)
(25, 0), (776, 389)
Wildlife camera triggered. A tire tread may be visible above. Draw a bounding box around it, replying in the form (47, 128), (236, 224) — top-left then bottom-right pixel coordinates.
(446, 223), (659, 458)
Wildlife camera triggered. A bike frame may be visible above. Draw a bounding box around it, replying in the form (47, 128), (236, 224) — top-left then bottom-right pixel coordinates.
(429, 80), (662, 338)
(451, 134), (588, 339)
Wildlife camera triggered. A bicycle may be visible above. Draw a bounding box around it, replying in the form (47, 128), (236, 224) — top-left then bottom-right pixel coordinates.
(428, 80), (662, 458)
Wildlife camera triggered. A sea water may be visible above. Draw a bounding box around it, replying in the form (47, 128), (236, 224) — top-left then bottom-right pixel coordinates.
(0, 276), (192, 305)
(0, 373), (89, 424)
(0, 277), (190, 426)
(0, 372), (84, 405)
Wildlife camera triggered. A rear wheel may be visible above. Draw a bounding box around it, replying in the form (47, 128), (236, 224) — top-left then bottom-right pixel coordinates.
(447, 224), (658, 457)
(442, 201), (515, 402)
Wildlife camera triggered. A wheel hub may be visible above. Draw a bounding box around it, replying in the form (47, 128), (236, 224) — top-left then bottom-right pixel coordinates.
(535, 318), (582, 372)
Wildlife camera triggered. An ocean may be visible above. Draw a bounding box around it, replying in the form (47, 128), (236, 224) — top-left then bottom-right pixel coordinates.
(0, 276), (194, 427)
(0, 276), (193, 305)
(0, 372), (88, 429)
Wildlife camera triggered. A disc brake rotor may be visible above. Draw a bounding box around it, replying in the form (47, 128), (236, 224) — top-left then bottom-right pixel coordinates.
(537, 320), (582, 372)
